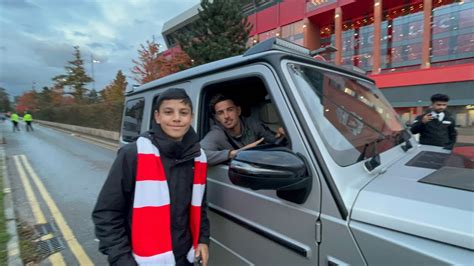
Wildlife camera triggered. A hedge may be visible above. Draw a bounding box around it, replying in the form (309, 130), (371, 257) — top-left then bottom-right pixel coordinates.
(35, 102), (124, 132)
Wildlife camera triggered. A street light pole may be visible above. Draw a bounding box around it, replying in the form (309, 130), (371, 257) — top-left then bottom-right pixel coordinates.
(91, 54), (100, 91)
(91, 54), (95, 91)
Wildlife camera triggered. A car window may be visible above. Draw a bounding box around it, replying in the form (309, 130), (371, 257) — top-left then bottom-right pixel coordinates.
(122, 98), (144, 142)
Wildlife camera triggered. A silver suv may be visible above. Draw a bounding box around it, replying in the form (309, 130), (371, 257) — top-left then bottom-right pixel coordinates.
(121, 38), (473, 265)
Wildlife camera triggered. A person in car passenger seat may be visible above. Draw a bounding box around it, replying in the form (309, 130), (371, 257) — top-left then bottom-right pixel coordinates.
(201, 94), (285, 166)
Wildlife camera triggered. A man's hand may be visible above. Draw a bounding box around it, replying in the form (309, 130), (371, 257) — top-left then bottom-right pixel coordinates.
(195, 243), (209, 266)
(275, 127), (286, 138)
(242, 138), (264, 150)
(229, 138), (264, 159)
(422, 113), (433, 124)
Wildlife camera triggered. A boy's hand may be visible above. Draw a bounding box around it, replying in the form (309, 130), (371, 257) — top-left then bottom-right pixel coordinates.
(195, 244), (209, 266)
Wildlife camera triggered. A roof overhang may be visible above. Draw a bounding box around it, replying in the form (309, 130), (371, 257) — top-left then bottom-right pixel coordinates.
(381, 81), (474, 107)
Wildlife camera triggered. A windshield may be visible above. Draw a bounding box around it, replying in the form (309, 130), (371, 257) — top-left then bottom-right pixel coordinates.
(287, 63), (405, 166)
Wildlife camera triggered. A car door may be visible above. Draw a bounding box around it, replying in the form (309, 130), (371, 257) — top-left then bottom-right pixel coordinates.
(194, 64), (323, 265)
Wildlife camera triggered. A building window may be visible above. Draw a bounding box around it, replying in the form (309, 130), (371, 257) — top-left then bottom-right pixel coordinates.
(341, 17), (375, 71)
(259, 29), (279, 42)
(380, 2), (424, 71)
(306, 0), (337, 13)
(281, 20), (304, 46)
(431, 0), (474, 66)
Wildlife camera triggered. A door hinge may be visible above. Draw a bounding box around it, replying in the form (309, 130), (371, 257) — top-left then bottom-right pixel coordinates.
(315, 220), (321, 244)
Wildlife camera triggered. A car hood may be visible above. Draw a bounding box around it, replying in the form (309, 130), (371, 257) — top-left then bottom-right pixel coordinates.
(351, 146), (474, 250)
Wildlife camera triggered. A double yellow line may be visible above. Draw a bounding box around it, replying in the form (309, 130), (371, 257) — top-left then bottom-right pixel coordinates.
(13, 154), (93, 265)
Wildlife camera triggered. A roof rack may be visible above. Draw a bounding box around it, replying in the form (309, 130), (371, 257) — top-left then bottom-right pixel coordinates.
(243, 37), (311, 57)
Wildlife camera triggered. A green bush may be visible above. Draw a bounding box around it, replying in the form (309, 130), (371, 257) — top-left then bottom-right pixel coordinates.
(35, 102), (124, 131)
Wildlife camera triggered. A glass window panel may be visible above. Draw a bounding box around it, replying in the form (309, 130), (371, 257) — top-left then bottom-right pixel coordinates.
(431, 1), (474, 65)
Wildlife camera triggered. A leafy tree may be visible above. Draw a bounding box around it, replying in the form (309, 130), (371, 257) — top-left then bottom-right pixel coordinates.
(53, 46), (93, 104)
(175, 0), (252, 65)
(0, 87), (11, 112)
(131, 37), (162, 84)
(159, 49), (193, 77)
(102, 70), (127, 103)
(37, 86), (52, 110)
(16, 91), (38, 113)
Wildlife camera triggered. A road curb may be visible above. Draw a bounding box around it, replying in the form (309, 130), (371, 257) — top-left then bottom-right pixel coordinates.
(0, 128), (23, 265)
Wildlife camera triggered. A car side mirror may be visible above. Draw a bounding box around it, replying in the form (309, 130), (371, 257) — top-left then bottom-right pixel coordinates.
(228, 149), (310, 192)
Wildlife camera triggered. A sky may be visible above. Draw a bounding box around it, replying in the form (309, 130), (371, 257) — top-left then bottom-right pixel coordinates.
(0, 0), (199, 99)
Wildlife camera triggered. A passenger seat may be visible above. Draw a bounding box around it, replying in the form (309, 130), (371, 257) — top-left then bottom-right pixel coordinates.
(258, 102), (281, 132)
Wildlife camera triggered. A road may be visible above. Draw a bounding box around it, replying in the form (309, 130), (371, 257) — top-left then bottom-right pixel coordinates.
(1, 121), (115, 265)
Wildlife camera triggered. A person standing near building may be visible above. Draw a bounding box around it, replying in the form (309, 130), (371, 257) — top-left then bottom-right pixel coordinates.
(23, 111), (34, 132)
(410, 93), (457, 150)
(92, 89), (210, 266)
(10, 112), (20, 132)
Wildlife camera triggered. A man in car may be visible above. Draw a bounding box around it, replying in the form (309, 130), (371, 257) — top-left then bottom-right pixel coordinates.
(410, 93), (457, 150)
(201, 94), (285, 166)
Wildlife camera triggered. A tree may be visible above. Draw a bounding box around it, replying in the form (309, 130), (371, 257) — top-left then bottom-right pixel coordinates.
(159, 49), (193, 77)
(37, 86), (52, 110)
(0, 87), (11, 112)
(86, 89), (100, 104)
(53, 46), (93, 104)
(175, 0), (252, 66)
(131, 37), (162, 84)
(102, 70), (128, 103)
(16, 91), (38, 113)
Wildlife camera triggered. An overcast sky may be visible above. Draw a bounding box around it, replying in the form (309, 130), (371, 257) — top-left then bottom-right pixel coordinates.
(0, 0), (199, 99)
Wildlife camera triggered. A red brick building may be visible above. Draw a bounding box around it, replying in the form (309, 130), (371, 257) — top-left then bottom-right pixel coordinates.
(162, 0), (474, 126)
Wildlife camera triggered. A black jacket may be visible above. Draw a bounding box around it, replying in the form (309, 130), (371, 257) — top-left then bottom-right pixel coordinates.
(410, 111), (457, 149)
(92, 124), (210, 265)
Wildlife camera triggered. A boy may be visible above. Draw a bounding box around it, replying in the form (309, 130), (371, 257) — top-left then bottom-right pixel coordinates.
(93, 89), (209, 265)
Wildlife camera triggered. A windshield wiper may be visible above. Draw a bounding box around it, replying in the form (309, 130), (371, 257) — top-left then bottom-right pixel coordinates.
(357, 137), (384, 171)
(400, 129), (413, 152)
(357, 138), (383, 162)
(392, 129), (413, 152)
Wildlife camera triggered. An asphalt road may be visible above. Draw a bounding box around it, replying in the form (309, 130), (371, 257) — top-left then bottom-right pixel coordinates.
(1, 121), (116, 265)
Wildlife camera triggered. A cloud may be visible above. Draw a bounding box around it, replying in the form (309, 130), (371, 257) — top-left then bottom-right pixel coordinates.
(88, 42), (104, 49)
(1, 0), (38, 9)
(0, 0), (200, 97)
(32, 42), (77, 68)
(74, 31), (87, 37)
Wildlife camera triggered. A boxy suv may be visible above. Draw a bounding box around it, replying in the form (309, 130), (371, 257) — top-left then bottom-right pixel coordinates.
(121, 38), (473, 265)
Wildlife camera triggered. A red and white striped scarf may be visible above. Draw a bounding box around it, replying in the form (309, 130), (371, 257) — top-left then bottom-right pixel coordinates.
(132, 137), (207, 265)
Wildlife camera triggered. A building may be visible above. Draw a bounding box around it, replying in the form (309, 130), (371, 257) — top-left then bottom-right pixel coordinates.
(162, 0), (474, 127)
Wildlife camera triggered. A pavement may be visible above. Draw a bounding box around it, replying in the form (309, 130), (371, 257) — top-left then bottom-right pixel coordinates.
(0, 124), (22, 266)
(1, 121), (111, 265)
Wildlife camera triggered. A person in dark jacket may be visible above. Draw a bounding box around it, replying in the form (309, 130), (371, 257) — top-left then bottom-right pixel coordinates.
(411, 93), (457, 150)
(200, 94), (285, 166)
(92, 89), (210, 266)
